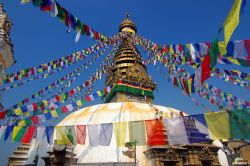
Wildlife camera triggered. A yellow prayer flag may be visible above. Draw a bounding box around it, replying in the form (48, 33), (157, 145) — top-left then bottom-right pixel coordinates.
(218, 42), (227, 56)
(55, 126), (69, 145)
(114, 122), (127, 147)
(51, 110), (58, 118)
(182, 56), (185, 64)
(21, 0), (30, 3)
(18, 120), (26, 126)
(14, 108), (22, 115)
(97, 91), (102, 96)
(76, 100), (82, 107)
(228, 57), (240, 65)
(247, 74), (250, 82)
(224, 0), (242, 47)
(43, 100), (48, 106)
(18, 75), (22, 80)
(187, 78), (192, 95)
(169, 45), (174, 54)
(205, 112), (230, 140)
(24, 112), (30, 117)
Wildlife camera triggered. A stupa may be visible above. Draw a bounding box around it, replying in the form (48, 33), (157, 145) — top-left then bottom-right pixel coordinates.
(14, 14), (222, 166)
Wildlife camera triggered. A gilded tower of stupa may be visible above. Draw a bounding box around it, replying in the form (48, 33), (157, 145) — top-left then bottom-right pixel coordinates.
(105, 13), (156, 103)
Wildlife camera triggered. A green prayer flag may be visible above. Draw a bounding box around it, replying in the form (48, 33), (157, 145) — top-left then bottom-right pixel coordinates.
(209, 39), (220, 69)
(56, 108), (62, 115)
(228, 109), (250, 139)
(56, 3), (65, 22)
(65, 126), (76, 145)
(129, 121), (146, 146)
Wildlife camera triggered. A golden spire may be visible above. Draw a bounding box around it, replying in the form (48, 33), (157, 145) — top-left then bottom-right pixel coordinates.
(119, 12), (137, 33)
(104, 13), (156, 103)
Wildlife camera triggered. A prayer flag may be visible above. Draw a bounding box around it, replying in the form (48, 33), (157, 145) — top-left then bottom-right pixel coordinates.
(50, 0), (58, 17)
(198, 43), (208, 56)
(21, 0), (30, 3)
(45, 126), (54, 144)
(224, 0), (242, 47)
(205, 112), (230, 140)
(31, 116), (39, 125)
(233, 40), (244, 58)
(76, 100), (82, 107)
(164, 117), (189, 145)
(21, 126), (36, 143)
(14, 108), (22, 115)
(4, 126), (13, 141)
(0, 111), (7, 119)
(76, 125), (86, 145)
(36, 127), (45, 146)
(228, 109), (250, 139)
(75, 29), (81, 43)
(194, 67), (202, 89)
(65, 126), (76, 145)
(99, 123), (113, 146)
(12, 126), (27, 142)
(129, 121), (146, 146)
(85, 96), (91, 102)
(45, 112), (53, 120)
(183, 115), (211, 143)
(55, 126), (65, 145)
(51, 110), (58, 118)
(66, 104), (74, 112)
(244, 40), (250, 58)
(40, 0), (52, 11)
(87, 124), (100, 147)
(201, 54), (211, 83)
(0, 126), (7, 139)
(114, 122), (127, 147)
(209, 38), (220, 69)
(145, 119), (166, 146)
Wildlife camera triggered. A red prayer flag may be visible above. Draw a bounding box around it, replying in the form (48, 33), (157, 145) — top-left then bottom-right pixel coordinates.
(55, 95), (61, 102)
(244, 40), (250, 57)
(201, 54), (211, 83)
(61, 106), (68, 113)
(76, 125), (86, 145)
(0, 111), (6, 119)
(85, 96), (91, 102)
(21, 126), (36, 143)
(145, 119), (167, 146)
(32, 103), (38, 110)
(31, 116), (39, 125)
(69, 89), (75, 97)
(83, 25), (90, 36)
(64, 10), (70, 27)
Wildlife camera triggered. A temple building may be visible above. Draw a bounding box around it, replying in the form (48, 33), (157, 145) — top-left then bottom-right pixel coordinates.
(8, 14), (249, 166)
(0, 3), (15, 111)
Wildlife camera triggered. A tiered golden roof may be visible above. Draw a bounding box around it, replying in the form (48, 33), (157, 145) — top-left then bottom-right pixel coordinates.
(111, 39), (145, 76)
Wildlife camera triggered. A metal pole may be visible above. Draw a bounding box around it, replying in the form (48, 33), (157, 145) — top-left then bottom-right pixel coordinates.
(134, 140), (136, 165)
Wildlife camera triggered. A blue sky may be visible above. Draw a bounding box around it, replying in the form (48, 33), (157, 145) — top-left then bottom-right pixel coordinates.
(0, 0), (250, 164)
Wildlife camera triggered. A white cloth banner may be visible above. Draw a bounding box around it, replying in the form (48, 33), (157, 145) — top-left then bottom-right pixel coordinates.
(164, 117), (189, 145)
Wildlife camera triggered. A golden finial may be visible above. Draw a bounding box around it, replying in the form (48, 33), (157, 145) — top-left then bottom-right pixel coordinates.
(125, 12), (130, 19)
